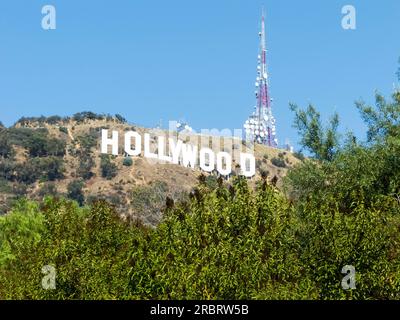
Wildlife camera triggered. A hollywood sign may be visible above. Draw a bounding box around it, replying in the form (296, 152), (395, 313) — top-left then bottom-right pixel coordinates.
(101, 129), (256, 177)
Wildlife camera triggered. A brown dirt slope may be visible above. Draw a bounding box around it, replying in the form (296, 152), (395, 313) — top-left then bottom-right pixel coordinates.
(4, 118), (301, 226)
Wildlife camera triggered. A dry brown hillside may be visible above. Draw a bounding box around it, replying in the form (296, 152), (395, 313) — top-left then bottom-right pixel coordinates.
(1, 115), (302, 226)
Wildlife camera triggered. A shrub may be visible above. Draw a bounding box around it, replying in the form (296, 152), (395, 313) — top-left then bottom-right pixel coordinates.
(115, 114), (127, 124)
(67, 180), (85, 206)
(77, 133), (97, 151)
(77, 155), (95, 180)
(46, 116), (62, 124)
(39, 157), (65, 181)
(100, 155), (118, 180)
(14, 157), (65, 184)
(6, 128), (66, 157)
(0, 159), (17, 181)
(271, 157), (286, 168)
(123, 157), (133, 167)
(204, 175), (218, 190)
(59, 127), (68, 134)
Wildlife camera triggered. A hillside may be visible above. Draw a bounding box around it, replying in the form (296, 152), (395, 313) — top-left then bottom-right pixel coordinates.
(0, 112), (302, 226)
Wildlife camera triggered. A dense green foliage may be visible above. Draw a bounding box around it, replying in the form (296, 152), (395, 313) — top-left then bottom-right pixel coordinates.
(0, 175), (399, 299)
(289, 103), (340, 161)
(6, 128), (66, 157)
(285, 72), (400, 207)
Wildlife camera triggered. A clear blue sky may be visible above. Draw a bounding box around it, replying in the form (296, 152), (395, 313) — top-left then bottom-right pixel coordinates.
(0, 0), (399, 149)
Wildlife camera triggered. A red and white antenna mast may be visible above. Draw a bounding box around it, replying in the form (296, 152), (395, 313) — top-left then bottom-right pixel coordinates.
(244, 9), (278, 147)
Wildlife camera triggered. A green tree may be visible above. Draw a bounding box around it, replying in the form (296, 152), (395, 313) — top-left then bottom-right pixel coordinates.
(289, 103), (339, 161)
(0, 198), (136, 299)
(356, 91), (400, 143)
(0, 200), (44, 267)
(286, 64), (400, 205)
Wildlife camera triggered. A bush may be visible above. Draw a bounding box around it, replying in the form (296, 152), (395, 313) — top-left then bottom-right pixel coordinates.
(59, 127), (68, 134)
(67, 180), (85, 206)
(14, 157), (65, 184)
(205, 175), (219, 189)
(123, 157), (133, 167)
(271, 157), (286, 168)
(30, 135), (66, 157)
(73, 111), (103, 123)
(77, 133), (98, 151)
(0, 159), (17, 181)
(77, 155), (95, 180)
(6, 128), (66, 157)
(39, 157), (65, 181)
(115, 114), (127, 124)
(15, 115), (70, 126)
(100, 155), (118, 180)
(46, 116), (62, 124)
